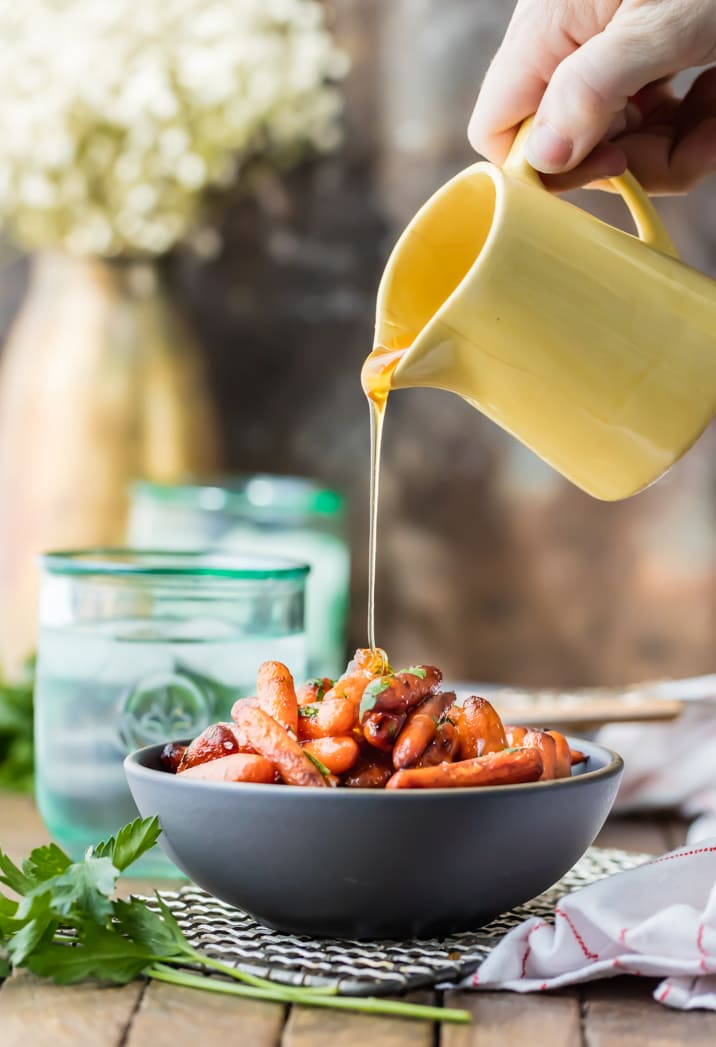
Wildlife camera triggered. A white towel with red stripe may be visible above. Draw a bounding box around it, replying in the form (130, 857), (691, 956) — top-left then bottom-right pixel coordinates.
(597, 701), (716, 843)
(466, 839), (716, 1010)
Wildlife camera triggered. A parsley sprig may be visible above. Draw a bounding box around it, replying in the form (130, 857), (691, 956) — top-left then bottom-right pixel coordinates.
(0, 816), (468, 1024)
(396, 667), (428, 680)
(359, 677), (391, 718)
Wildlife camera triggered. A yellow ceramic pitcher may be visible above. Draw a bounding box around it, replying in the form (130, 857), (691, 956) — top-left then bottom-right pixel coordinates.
(375, 121), (716, 500)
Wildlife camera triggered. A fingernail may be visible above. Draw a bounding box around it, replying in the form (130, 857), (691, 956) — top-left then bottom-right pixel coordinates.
(526, 122), (573, 172)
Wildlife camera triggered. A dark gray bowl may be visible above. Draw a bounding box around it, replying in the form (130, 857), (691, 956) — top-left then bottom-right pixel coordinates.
(125, 737), (622, 939)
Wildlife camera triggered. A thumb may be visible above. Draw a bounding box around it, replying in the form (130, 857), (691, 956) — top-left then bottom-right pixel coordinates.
(526, 19), (672, 173)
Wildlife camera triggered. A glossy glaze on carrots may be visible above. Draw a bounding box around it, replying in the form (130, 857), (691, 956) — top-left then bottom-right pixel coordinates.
(163, 650), (586, 789)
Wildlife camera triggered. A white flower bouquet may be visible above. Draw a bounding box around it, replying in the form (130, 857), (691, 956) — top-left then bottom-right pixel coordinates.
(0, 0), (347, 257)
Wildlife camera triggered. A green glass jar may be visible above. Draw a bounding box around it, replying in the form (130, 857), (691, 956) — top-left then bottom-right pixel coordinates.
(129, 475), (350, 678)
(35, 549), (308, 876)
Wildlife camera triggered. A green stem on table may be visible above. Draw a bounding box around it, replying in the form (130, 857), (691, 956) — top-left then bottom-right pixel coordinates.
(194, 950), (339, 996)
(147, 963), (471, 1024)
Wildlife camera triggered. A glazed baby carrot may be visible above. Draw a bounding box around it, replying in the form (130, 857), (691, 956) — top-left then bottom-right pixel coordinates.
(415, 719), (459, 767)
(301, 736), (360, 775)
(546, 730), (572, 778)
(346, 647), (391, 675)
(522, 729), (557, 781)
(296, 677), (333, 705)
(363, 709), (406, 752)
(177, 753), (275, 784)
(323, 671), (374, 707)
(385, 747), (543, 790)
(160, 742), (186, 772)
(256, 661), (299, 736)
(297, 697), (359, 740)
(233, 706), (327, 788)
(392, 691), (456, 769)
(454, 696), (508, 759)
(231, 695), (258, 712)
(343, 748), (394, 788)
(505, 726), (528, 748)
(362, 666), (442, 717)
(179, 723), (246, 771)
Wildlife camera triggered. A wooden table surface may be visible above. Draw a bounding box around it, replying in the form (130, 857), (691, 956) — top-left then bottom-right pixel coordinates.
(1, 792), (714, 1046)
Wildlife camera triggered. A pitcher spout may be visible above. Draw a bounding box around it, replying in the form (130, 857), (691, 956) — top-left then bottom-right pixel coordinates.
(373, 161), (500, 380)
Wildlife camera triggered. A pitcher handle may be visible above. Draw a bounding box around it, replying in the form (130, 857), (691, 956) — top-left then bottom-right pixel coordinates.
(503, 117), (679, 259)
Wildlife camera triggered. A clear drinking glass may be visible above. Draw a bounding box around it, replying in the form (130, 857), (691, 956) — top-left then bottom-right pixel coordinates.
(35, 549), (309, 876)
(128, 476), (350, 679)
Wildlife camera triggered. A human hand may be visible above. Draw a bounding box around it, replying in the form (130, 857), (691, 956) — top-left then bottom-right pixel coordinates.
(469, 0), (716, 193)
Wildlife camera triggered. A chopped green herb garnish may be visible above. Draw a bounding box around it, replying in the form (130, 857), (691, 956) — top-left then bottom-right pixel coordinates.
(0, 815), (470, 1025)
(503, 747), (523, 754)
(359, 677), (391, 719)
(443, 716), (457, 727)
(397, 666), (427, 679)
(365, 678), (391, 698)
(305, 751), (332, 777)
(386, 721), (398, 738)
(306, 678), (332, 701)
(300, 705), (319, 719)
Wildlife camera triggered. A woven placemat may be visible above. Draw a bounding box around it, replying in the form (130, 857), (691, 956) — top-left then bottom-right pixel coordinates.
(142, 846), (650, 996)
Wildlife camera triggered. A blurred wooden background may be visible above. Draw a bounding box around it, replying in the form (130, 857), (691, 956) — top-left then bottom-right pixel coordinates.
(0, 0), (714, 686)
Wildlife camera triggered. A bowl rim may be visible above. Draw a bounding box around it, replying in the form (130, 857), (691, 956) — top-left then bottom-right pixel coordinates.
(124, 735), (623, 797)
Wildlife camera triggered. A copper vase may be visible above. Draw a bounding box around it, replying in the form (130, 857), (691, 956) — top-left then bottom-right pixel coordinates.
(0, 252), (221, 676)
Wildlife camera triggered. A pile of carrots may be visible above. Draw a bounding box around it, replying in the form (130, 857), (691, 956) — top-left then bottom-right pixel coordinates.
(161, 649), (585, 789)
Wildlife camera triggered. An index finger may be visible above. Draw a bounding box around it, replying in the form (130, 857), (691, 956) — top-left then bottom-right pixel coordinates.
(468, 6), (555, 162)
(469, 53), (548, 162)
